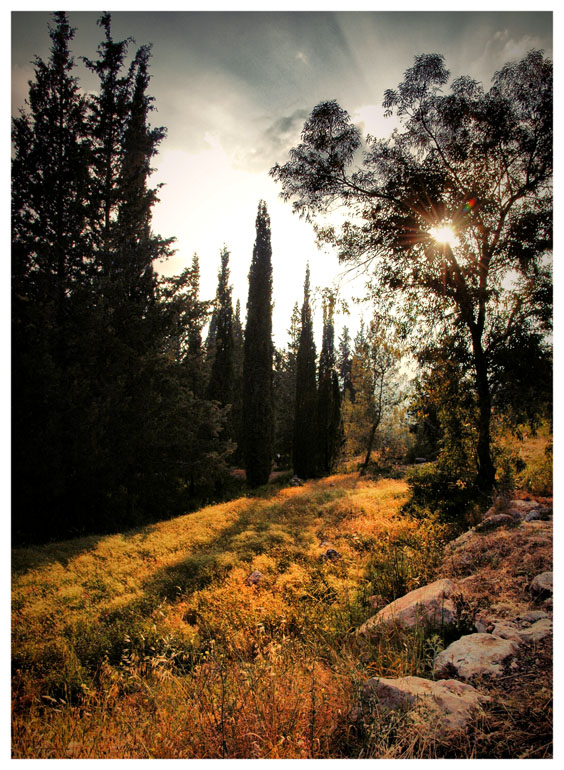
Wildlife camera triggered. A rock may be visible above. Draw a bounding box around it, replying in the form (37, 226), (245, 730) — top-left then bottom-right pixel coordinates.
(415, 457), (427, 464)
(245, 570), (264, 586)
(475, 513), (516, 532)
(360, 675), (490, 732)
(358, 578), (459, 636)
(529, 571), (553, 600)
(509, 499), (540, 514)
(517, 618), (553, 643)
(434, 633), (520, 679)
(367, 594), (386, 610)
(447, 529), (477, 550)
(517, 610), (550, 624)
(289, 475), (304, 487)
(525, 506), (552, 522)
(321, 548), (342, 562)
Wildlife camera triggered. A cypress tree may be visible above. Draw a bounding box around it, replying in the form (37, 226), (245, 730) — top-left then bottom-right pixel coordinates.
(207, 246), (235, 411)
(317, 294), (343, 474)
(243, 201), (274, 486)
(293, 265), (318, 478)
(273, 301), (301, 464)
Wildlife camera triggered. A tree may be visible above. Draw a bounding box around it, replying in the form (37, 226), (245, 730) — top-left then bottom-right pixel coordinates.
(337, 325), (354, 401)
(273, 301), (301, 464)
(207, 246), (235, 412)
(293, 265), (318, 478)
(317, 291), (343, 474)
(243, 201), (274, 486)
(271, 50), (552, 494)
(342, 316), (401, 473)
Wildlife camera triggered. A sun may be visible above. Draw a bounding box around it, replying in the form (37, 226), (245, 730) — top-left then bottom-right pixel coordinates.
(429, 222), (458, 247)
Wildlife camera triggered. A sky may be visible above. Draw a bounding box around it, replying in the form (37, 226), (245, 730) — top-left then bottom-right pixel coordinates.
(10, 4), (554, 347)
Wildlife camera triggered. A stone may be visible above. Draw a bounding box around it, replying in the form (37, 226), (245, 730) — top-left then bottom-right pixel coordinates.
(289, 475), (304, 487)
(245, 570), (264, 586)
(529, 571), (553, 600)
(517, 618), (553, 642)
(434, 633), (520, 679)
(321, 548), (342, 562)
(525, 506), (552, 522)
(475, 513), (516, 532)
(517, 610), (550, 623)
(360, 675), (490, 732)
(358, 578), (458, 636)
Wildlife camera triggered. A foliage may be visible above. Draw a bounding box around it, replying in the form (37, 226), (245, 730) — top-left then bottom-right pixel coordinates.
(11, 13), (232, 542)
(293, 266), (318, 478)
(271, 50), (553, 495)
(317, 291), (343, 474)
(243, 201), (274, 486)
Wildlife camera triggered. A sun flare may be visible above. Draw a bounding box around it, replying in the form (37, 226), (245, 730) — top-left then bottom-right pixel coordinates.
(429, 223), (458, 247)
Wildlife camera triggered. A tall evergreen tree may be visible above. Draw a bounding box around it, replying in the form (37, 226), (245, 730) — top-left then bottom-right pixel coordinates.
(243, 201), (274, 486)
(317, 293), (343, 474)
(337, 325), (354, 401)
(207, 246), (235, 411)
(293, 265), (318, 478)
(12, 12), (92, 537)
(273, 301), (301, 464)
(231, 298), (245, 464)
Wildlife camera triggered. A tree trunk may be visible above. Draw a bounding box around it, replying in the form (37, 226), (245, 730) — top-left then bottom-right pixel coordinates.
(471, 333), (496, 494)
(359, 422), (378, 476)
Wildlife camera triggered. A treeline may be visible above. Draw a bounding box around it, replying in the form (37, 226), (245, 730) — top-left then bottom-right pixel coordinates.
(10, 13), (351, 544)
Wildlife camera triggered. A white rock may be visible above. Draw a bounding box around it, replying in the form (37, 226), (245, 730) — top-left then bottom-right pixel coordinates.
(361, 675), (490, 731)
(434, 633), (520, 679)
(530, 571), (553, 599)
(358, 578), (459, 636)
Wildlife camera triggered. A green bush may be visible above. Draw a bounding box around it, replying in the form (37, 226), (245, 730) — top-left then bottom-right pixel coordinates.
(402, 463), (481, 525)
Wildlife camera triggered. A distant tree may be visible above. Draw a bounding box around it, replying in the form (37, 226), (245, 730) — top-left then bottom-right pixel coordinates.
(271, 50), (553, 495)
(317, 291), (343, 474)
(273, 301), (301, 464)
(243, 201), (274, 486)
(293, 265), (318, 478)
(337, 325), (354, 401)
(207, 246), (235, 413)
(231, 298), (245, 464)
(342, 316), (401, 473)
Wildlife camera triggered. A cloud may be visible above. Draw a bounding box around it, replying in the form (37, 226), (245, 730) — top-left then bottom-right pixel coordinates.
(232, 108), (309, 172)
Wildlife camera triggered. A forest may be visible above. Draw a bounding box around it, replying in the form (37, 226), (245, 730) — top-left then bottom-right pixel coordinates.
(11, 12), (552, 760)
(12, 13), (552, 545)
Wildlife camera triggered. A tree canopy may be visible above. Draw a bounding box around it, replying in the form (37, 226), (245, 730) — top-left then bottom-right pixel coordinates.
(271, 50), (552, 493)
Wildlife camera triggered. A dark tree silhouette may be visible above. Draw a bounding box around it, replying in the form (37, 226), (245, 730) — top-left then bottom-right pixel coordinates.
(293, 265), (318, 478)
(243, 201), (274, 487)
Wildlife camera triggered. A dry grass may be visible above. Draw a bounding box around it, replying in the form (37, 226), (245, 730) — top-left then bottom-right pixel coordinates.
(12, 447), (553, 759)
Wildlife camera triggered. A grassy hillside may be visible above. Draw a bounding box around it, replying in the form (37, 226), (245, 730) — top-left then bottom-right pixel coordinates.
(13, 474), (450, 758)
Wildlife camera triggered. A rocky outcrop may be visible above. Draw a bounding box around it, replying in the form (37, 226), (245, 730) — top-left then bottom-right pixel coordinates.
(433, 633), (520, 679)
(357, 578), (459, 637)
(360, 675), (490, 731)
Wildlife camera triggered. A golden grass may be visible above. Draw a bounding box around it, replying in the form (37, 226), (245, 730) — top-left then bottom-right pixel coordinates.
(13, 474), (449, 758)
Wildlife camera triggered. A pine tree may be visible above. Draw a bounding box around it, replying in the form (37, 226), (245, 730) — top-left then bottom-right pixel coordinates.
(293, 265), (318, 478)
(317, 293), (343, 474)
(12, 12), (92, 538)
(243, 201), (274, 486)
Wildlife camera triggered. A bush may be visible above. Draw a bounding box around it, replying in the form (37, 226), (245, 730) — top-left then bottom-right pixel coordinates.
(401, 463), (481, 525)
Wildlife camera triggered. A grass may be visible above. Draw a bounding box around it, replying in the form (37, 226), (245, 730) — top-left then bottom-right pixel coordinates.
(11, 437), (553, 758)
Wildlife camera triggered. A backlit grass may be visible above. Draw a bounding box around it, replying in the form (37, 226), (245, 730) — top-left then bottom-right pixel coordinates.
(13, 474), (454, 758)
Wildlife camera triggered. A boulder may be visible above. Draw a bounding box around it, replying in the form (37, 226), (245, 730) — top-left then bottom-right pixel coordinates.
(475, 513), (516, 532)
(358, 578), (458, 637)
(434, 633), (520, 679)
(245, 570), (264, 586)
(289, 475), (304, 487)
(525, 506), (552, 522)
(360, 675), (490, 732)
(529, 571), (553, 600)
